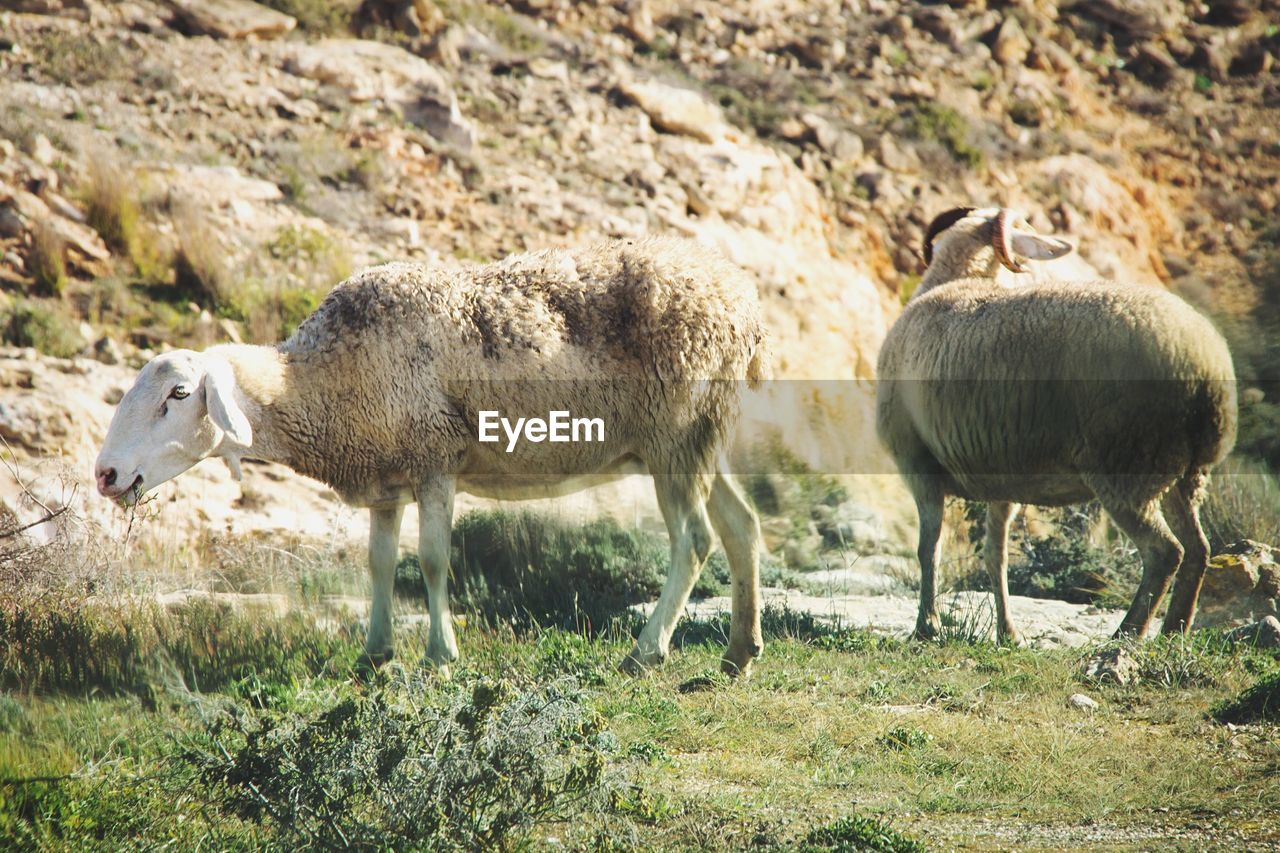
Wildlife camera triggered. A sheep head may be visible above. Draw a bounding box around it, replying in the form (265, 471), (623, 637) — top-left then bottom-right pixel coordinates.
(922, 206), (1073, 279)
(94, 350), (252, 506)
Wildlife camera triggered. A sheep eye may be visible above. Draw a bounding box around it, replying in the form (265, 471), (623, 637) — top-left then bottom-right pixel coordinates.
(170, 386), (191, 400)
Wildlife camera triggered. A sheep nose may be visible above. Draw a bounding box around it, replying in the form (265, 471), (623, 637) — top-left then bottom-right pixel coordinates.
(96, 467), (117, 495)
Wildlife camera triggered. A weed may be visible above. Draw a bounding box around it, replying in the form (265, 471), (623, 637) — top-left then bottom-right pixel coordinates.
(901, 103), (984, 169)
(257, 0), (355, 33)
(440, 510), (726, 635)
(1133, 632), (1238, 689)
(0, 595), (359, 695)
(878, 725), (932, 752)
(29, 30), (126, 85)
(1214, 669), (1280, 724)
(28, 220), (67, 296)
(171, 205), (230, 308)
(1, 300), (81, 357)
(1205, 455), (1280, 550)
(186, 675), (614, 849)
(82, 154), (141, 259)
(800, 813), (925, 852)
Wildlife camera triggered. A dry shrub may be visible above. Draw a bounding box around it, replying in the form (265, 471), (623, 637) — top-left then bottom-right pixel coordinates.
(28, 219), (68, 296)
(172, 203), (232, 307)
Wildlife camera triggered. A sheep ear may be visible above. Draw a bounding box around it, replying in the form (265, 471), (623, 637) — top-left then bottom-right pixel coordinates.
(1010, 232), (1073, 262)
(204, 360), (253, 447)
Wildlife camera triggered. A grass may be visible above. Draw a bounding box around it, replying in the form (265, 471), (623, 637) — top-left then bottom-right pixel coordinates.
(0, 299), (82, 358)
(1, 501), (1277, 848)
(256, 0), (355, 33)
(1, 596), (1276, 848)
(27, 30), (127, 86)
(28, 220), (67, 297)
(900, 103), (984, 170)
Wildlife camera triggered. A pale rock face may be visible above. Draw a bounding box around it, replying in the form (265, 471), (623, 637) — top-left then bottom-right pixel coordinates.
(280, 39), (476, 151)
(167, 0), (298, 40)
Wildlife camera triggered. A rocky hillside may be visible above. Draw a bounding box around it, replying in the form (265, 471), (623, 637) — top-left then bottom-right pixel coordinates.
(0, 0), (1277, 548)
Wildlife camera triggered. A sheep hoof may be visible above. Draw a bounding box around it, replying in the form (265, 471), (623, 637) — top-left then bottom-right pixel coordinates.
(719, 656), (754, 679)
(618, 646), (664, 676)
(354, 649), (394, 683)
(996, 628), (1023, 647)
(721, 640), (762, 678)
(911, 619), (940, 642)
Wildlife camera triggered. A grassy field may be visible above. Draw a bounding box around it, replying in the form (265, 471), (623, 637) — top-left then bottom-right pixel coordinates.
(2, 582), (1278, 850)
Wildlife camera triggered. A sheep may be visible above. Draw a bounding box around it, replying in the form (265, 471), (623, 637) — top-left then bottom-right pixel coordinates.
(94, 236), (770, 677)
(875, 207), (1237, 643)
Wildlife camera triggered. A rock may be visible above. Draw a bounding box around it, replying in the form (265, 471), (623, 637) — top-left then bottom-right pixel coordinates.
(1197, 541), (1280, 627)
(282, 39), (475, 151)
(877, 134), (919, 173)
(620, 0), (655, 45)
(166, 0), (296, 40)
(803, 113), (863, 161)
(615, 75), (731, 144)
(0, 182), (110, 263)
(1068, 693), (1099, 711)
(1230, 41), (1274, 77)
(1202, 0), (1259, 26)
(1130, 43), (1184, 88)
(1082, 647), (1139, 686)
(1225, 616), (1280, 649)
(1070, 0), (1184, 39)
(992, 17), (1030, 67)
(27, 133), (56, 166)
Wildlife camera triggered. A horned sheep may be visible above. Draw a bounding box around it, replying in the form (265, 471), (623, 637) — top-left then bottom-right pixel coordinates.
(876, 207), (1237, 643)
(95, 237), (770, 677)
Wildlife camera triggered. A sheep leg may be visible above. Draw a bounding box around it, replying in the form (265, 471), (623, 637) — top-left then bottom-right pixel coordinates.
(1103, 497), (1184, 638)
(985, 501), (1022, 645)
(909, 478), (945, 640)
(364, 504), (405, 668)
(1160, 472), (1211, 634)
(417, 475), (459, 672)
(707, 469), (763, 677)
(622, 476), (714, 674)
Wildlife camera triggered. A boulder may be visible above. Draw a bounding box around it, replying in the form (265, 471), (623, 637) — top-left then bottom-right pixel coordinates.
(1196, 541), (1280, 627)
(282, 39), (475, 150)
(1225, 616), (1280, 649)
(615, 75), (732, 144)
(166, 0), (297, 40)
(1082, 647), (1139, 686)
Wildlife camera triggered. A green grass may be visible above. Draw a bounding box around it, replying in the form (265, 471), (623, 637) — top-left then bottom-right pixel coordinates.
(0, 299), (82, 358)
(1, 586), (1277, 848)
(900, 103), (984, 170)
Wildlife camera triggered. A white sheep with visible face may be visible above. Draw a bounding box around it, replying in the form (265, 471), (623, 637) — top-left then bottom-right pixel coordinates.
(877, 206), (1237, 643)
(96, 351), (252, 503)
(96, 237), (770, 679)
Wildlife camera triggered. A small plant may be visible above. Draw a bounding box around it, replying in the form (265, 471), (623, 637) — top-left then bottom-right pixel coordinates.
(444, 510), (725, 635)
(172, 206), (230, 308)
(82, 154), (141, 261)
(257, 0), (354, 33)
(28, 220), (68, 296)
(31, 30), (126, 85)
(800, 813), (926, 852)
(901, 103), (984, 169)
(1213, 670), (1280, 724)
(187, 676), (615, 849)
(1, 300), (81, 357)
(878, 725), (932, 752)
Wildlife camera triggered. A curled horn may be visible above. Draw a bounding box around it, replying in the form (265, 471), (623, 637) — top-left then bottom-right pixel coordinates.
(922, 206), (975, 265)
(992, 208), (1028, 273)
